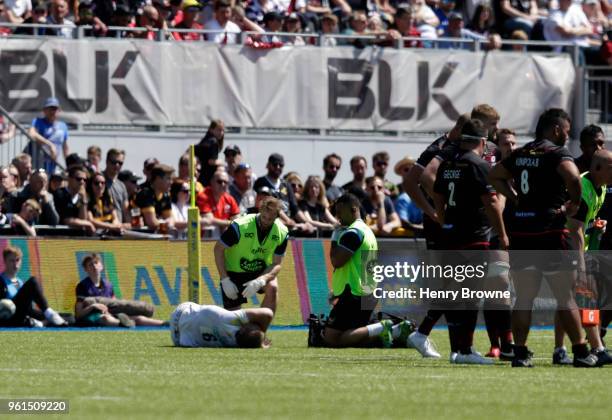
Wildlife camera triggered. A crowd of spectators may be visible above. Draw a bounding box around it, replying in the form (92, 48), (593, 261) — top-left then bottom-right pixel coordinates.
(0, 99), (424, 238)
(1, 0), (612, 59)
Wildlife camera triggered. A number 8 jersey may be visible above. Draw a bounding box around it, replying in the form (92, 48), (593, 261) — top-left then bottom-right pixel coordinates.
(500, 139), (574, 233)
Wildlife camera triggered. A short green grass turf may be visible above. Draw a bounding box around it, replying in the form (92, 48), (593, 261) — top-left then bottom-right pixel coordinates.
(0, 329), (609, 420)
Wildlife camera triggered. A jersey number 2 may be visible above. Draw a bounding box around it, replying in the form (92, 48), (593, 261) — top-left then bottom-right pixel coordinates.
(448, 182), (456, 206)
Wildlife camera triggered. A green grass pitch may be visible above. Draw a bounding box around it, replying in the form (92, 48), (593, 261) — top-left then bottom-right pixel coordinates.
(1, 329), (610, 419)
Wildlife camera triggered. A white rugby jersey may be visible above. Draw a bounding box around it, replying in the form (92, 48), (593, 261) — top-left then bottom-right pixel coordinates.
(170, 303), (248, 348)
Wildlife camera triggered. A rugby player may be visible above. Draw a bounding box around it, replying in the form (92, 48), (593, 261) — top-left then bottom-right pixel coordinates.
(214, 197), (288, 313)
(402, 113), (470, 358)
(322, 193), (412, 348)
(170, 302), (273, 348)
(489, 108), (598, 367)
(432, 119), (508, 365)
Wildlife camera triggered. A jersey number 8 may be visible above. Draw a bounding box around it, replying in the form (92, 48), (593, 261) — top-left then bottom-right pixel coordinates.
(520, 170), (529, 194)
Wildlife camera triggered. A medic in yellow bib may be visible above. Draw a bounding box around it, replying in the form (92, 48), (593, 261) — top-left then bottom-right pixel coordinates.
(214, 197), (289, 313)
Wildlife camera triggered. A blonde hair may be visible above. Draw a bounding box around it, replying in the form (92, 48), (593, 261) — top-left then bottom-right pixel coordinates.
(303, 176), (329, 208)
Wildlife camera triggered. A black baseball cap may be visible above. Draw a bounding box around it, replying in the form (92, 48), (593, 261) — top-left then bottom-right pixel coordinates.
(118, 170), (142, 183)
(268, 153), (285, 166)
(224, 144), (241, 155)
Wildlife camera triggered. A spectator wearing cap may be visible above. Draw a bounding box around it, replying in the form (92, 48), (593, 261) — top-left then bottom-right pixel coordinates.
(135, 164), (174, 231)
(231, 5), (265, 35)
(322, 153), (343, 203)
(197, 170), (240, 229)
(140, 157), (160, 190)
(253, 153), (300, 228)
(26, 97), (69, 174)
(205, 0), (242, 44)
(261, 11), (283, 42)
(13, 1), (48, 36)
(118, 169), (142, 226)
(65, 153), (85, 170)
(173, 0), (204, 40)
(47, 0), (76, 37)
(281, 12), (306, 45)
(583, 0), (607, 40)
(229, 163), (256, 214)
(194, 119), (224, 187)
(106, 3), (135, 38)
(246, 0), (281, 24)
(246, 185), (275, 213)
(177, 153), (204, 194)
(102, 149), (130, 224)
(48, 172), (65, 194)
(363, 175), (401, 235)
(6, 169), (59, 226)
(53, 166), (96, 234)
(76, 2), (108, 37)
(433, 0), (455, 36)
(392, 156), (423, 232)
(341, 155), (368, 202)
(320, 13), (338, 46)
(223, 144), (242, 179)
(372, 151), (399, 199)
(439, 12), (501, 50)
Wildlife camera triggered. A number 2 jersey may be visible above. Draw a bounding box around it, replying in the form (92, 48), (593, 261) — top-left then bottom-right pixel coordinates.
(433, 149), (495, 246)
(170, 302), (248, 347)
(500, 139), (573, 234)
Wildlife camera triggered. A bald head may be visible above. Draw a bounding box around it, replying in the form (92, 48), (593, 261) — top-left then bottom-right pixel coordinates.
(591, 149), (612, 187)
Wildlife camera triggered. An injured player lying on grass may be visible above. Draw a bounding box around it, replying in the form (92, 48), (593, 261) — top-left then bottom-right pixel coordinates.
(170, 302), (273, 348)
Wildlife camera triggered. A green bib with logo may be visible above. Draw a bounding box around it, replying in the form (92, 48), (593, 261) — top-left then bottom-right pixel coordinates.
(579, 174), (606, 250)
(224, 214), (289, 274)
(332, 219), (378, 296)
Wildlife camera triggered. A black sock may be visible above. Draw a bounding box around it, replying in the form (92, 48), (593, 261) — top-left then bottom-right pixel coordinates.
(483, 310), (500, 348)
(445, 311), (461, 353)
(514, 345), (529, 359)
(418, 309), (443, 335)
(572, 343), (590, 359)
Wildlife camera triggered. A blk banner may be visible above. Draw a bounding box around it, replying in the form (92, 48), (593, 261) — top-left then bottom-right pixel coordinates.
(0, 39), (575, 132)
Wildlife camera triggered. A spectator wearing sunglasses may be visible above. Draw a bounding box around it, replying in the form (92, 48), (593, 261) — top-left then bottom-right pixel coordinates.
(87, 172), (123, 235)
(253, 153), (299, 229)
(372, 151), (399, 199)
(197, 170), (240, 229)
(102, 148), (130, 225)
(170, 180), (190, 239)
(53, 166), (95, 234)
(363, 175), (401, 235)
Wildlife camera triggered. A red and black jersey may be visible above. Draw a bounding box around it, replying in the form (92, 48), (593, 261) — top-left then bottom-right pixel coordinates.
(500, 139), (574, 233)
(434, 149), (495, 246)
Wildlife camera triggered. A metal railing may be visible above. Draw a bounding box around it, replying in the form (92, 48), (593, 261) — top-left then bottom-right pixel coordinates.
(0, 22), (577, 54)
(584, 66), (612, 128)
(0, 104), (64, 169)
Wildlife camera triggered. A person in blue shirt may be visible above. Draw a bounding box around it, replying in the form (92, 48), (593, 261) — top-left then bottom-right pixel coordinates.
(0, 245), (67, 327)
(26, 97), (70, 174)
(439, 12), (501, 50)
(393, 157), (423, 232)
